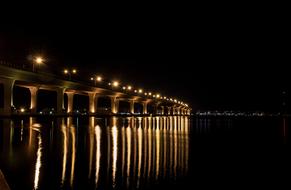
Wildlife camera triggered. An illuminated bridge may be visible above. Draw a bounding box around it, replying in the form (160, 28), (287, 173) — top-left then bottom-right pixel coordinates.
(0, 63), (191, 116)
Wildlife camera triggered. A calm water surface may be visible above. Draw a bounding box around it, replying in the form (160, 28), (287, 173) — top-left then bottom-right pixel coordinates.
(0, 116), (289, 189)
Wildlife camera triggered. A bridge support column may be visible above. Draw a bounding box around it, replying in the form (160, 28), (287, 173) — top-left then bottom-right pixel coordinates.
(167, 107), (172, 115)
(172, 106), (178, 115)
(160, 106), (164, 115)
(66, 92), (74, 113)
(29, 87), (38, 113)
(142, 102), (148, 114)
(57, 88), (65, 114)
(176, 107), (181, 115)
(181, 108), (185, 115)
(0, 79), (15, 116)
(110, 97), (119, 114)
(88, 92), (97, 113)
(187, 109), (191, 115)
(129, 100), (135, 114)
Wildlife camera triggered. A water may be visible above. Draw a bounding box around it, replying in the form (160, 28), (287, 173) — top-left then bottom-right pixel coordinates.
(0, 116), (289, 189)
(0, 116), (190, 190)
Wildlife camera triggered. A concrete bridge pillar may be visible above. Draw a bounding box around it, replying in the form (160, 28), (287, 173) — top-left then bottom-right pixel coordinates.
(176, 107), (181, 115)
(160, 106), (165, 115)
(129, 100), (135, 114)
(181, 108), (185, 115)
(167, 107), (172, 115)
(0, 78), (15, 116)
(88, 92), (97, 113)
(66, 92), (74, 113)
(57, 88), (65, 114)
(110, 97), (119, 114)
(172, 106), (176, 115)
(29, 87), (39, 113)
(142, 102), (148, 114)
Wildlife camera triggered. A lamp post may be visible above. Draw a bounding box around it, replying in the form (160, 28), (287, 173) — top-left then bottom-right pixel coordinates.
(33, 56), (44, 72)
(90, 75), (102, 85)
(64, 69), (77, 80)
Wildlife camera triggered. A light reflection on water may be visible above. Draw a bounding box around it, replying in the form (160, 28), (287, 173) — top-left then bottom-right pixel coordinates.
(0, 116), (190, 190)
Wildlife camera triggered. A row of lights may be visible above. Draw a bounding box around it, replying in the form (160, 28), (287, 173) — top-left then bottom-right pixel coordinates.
(32, 56), (188, 107)
(89, 76), (189, 107)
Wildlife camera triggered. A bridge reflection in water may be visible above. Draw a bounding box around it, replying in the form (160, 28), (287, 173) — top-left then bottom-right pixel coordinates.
(0, 116), (190, 190)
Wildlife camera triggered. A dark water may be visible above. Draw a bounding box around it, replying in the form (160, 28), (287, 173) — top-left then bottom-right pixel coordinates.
(0, 116), (289, 189)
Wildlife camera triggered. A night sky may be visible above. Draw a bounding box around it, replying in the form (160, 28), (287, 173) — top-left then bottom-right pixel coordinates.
(0, 11), (288, 112)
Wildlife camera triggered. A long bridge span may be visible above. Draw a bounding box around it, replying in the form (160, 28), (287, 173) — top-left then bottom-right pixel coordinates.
(0, 64), (191, 116)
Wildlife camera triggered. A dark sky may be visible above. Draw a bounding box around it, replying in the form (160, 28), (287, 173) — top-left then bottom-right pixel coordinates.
(0, 10), (288, 112)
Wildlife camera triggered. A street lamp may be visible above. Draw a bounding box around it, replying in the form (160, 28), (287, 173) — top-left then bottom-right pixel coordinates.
(33, 56), (44, 72)
(64, 68), (77, 80)
(90, 75), (103, 85)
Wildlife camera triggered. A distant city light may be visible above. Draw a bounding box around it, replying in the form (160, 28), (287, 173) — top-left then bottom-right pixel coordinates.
(156, 94), (160, 98)
(64, 69), (68, 74)
(72, 69), (77, 74)
(148, 92), (152, 96)
(122, 86), (126, 90)
(20, 108), (25, 113)
(127, 86), (132, 90)
(138, 89), (143, 93)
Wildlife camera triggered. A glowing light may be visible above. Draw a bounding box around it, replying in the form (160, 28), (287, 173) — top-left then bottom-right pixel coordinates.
(90, 77), (94, 80)
(113, 81), (119, 87)
(164, 96), (167, 99)
(167, 98), (169, 101)
(144, 92), (148, 95)
(108, 83), (111, 86)
(72, 69), (77, 74)
(148, 92), (152, 96)
(138, 89), (143, 93)
(96, 76), (102, 81)
(20, 108), (25, 113)
(174, 99), (177, 103)
(34, 134), (42, 190)
(127, 86), (132, 90)
(156, 94), (160, 98)
(64, 69), (69, 74)
(112, 126), (118, 187)
(122, 86), (126, 90)
(153, 95), (156, 98)
(134, 90), (137, 93)
(95, 125), (101, 186)
(35, 56), (44, 64)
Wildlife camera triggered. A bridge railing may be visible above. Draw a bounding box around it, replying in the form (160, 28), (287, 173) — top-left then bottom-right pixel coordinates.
(0, 60), (148, 97)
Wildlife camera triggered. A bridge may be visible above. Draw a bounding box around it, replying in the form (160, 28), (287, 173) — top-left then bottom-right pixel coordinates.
(0, 63), (191, 116)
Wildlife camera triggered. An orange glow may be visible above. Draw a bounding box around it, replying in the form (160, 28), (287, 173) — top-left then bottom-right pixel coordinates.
(127, 86), (132, 90)
(113, 81), (119, 87)
(96, 76), (102, 81)
(35, 56), (44, 64)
